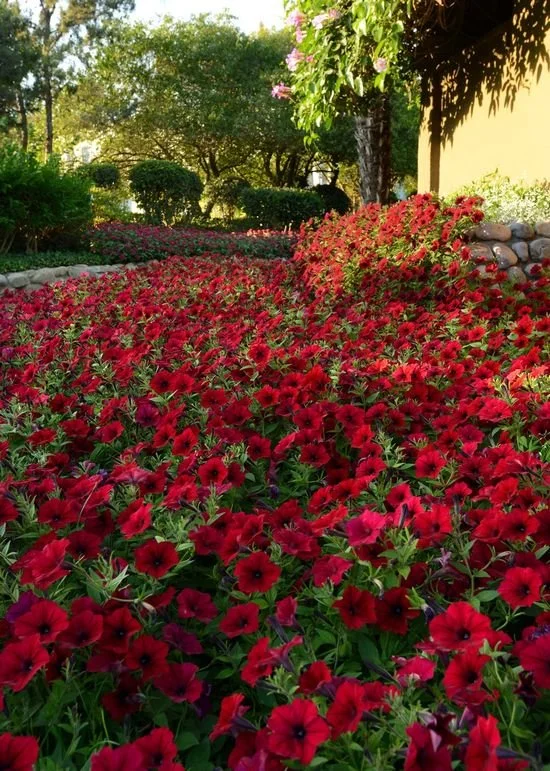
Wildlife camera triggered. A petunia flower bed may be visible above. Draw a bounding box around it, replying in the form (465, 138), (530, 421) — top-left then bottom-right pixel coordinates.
(0, 195), (548, 770)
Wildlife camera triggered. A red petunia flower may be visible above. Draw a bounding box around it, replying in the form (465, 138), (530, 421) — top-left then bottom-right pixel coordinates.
(443, 649), (491, 706)
(219, 603), (260, 638)
(518, 634), (550, 689)
(311, 555), (352, 587)
(118, 499), (152, 538)
(375, 588), (420, 635)
(177, 588), (217, 623)
(101, 673), (142, 722)
(298, 661), (332, 694)
(275, 596), (298, 627)
(234, 552), (281, 595)
(394, 655), (436, 686)
(210, 693), (250, 740)
(134, 727), (178, 768)
(99, 608), (142, 654)
(429, 602), (493, 651)
(134, 539), (179, 578)
(19, 538), (70, 589)
(0, 733), (39, 771)
(498, 566), (543, 608)
(0, 497), (19, 526)
(198, 457), (228, 487)
(465, 715), (500, 771)
(125, 635), (169, 680)
(154, 662), (202, 703)
(13, 599), (69, 644)
(59, 610), (103, 649)
(172, 427), (199, 457)
(346, 509), (385, 547)
(91, 744), (143, 771)
(405, 723), (452, 771)
(415, 449), (447, 479)
(267, 698), (330, 766)
(0, 635), (49, 692)
(241, 637), (275, 686)
(326, 680), (369, 738)
(334, 585), (376, 629)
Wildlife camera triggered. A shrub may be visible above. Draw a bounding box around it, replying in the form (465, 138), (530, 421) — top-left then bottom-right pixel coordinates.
(0, 144), (92, 253)
(294, 193), (485, 295)
(91, 188), (135, 224)
(239, 187), (325, 229)
(129, 160), (203, 226)
(89, 222), (297, 262)
(313, 184), (352, 214)
(452, 172), (550, 223)
(79, 162), (121, 188)
(205, 176), (250, 220)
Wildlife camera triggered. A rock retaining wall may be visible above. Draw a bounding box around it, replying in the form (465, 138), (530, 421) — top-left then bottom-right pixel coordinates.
(467, 220), (550, 284)
(0, 262), (144, 294)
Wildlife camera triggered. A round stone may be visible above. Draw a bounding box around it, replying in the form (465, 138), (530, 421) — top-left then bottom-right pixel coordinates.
(535, 221), (550, 238)
(509, 222), (535, 239)
(507, 266), (528, 284)
(511, 241), (530, 262)
(529, 238), (550, 262)
(8, 271), (31, 288)
(474, 223), (512, 241)
(523, 263), (543, 278)
(468, 243), (494, 262)
(492, 243), (518, 268)
(32, 267), (58, 285)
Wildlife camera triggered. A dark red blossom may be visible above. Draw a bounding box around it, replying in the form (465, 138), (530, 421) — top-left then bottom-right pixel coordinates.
(465, 715), (500, 771)
(177, 589), (217, 623)
(134, 539), (179, 578)
(334, 585), (376, 629)
(405, 723), (452, 771)
(220, 603), (260, 638)
(13, 599), (69, 644)
(210, 693), (250, 740)
(0, 733), (39, 771)
(0, 635), (49, 692)
(154, 662), (202, 703)
(91, 744), (143, 771)
(429, 602), (493, 652)
(234, 552), (281, 595)
(267, 699), (330, 766)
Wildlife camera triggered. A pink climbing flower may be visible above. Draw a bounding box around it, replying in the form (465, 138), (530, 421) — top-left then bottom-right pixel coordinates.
(286, 48), (304, 72)
(374, 57), (388, 73)
(272, 83), (292, 100)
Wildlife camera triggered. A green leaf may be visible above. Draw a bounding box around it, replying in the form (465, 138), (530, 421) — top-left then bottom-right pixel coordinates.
(176, 731), (200, 751)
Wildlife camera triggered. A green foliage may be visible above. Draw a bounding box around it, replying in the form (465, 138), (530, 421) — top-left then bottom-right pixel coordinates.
(129, 160), (203, 226)
(451, 172), (550, 224)
(240, 187), (325, 229)
(205, 176), (251, 220)
(390, 87), (420, 181)
(313, 184), (351, 214)
(0, 0), (38, 141)
(91, 187), (134, 224)
(0, 250), (107, 273)
(79, 161), (121, 188)
(284, 0), (411, 135)
(0, 144), (92, 254)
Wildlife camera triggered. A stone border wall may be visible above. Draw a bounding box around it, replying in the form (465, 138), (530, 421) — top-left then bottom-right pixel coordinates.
(0, 262), (146, 294)
(467, 221), (550, 284)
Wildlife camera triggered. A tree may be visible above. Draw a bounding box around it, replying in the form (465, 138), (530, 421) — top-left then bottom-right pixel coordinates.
(33, 0), (135, 155)
(282, 1), (439, 202)
(54, 16), (357, 194)
(0, 1), (39, 149)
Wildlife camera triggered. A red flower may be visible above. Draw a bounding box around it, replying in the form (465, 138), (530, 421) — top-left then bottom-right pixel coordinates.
(429, 602), (493, 651)
(134, 727), (178, 768)
(102, 673), (142, 722)
(518, 634), (550, 688)
(13, 599), (69, 644)
(219, 603), (260, 638)
(405, 723), (452, 771)
(311, 555), (352, 587)
(326, 680), (369, 738)
(0, 497), (19, 526)
(241, 637), (275, 686)
(210, 693), (249, 740)
(465, 715), (500, 771)
(59, 610), (103, 648)
(100, 608), (142, 654)
(198, 457), (228, 486)
(375, 588), (419, 635)
(415, 449), (447, 479)
(19, 538), (70, 589)
(125, 635), (169, 680)
(443, 649), (491, 706)
(134, 539), (179, 578)
(118, 499), (152, 538)
(346, 509), (385, 547)
(498, 567), (543, 608)
(91, 744), (143, 771)
(177, 588), (217, 623)
(298, 661), (332, 694)
(394, 656), (436, 686)
(0, 635), (49, 692)
(234, 552), (281, 594)
(267, 699), (330, 766)
(172, 427), (199, 456)
(0, 733), (39, 771)
(154, 662), (202, 703)
(334, 586), (376, 629)
(275, 596), (298, 627)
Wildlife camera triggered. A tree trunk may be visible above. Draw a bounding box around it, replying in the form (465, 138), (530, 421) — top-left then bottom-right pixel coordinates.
(44, 72), (54, 155)
(17, 90), (28, 151)
(354, 93), (392, 204)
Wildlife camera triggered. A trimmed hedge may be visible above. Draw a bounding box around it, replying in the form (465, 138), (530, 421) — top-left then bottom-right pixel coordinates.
(313, 184), (352, 215)
(239, 187), (324, 229)
(129, 160), (203, 226)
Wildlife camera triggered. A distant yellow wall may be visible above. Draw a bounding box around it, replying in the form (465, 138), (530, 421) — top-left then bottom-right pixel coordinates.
(418, 4), (550, 195)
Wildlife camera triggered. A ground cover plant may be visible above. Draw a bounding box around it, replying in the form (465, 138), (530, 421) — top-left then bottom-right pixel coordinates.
(89, 223), (297, 263)
(0, 195), (548, 770)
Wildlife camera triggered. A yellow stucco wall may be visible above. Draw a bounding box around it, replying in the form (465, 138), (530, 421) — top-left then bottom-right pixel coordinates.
(418, 6), (550, 195)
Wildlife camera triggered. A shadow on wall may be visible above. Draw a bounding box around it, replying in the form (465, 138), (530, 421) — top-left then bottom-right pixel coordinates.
(420, 0), (550, 192)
